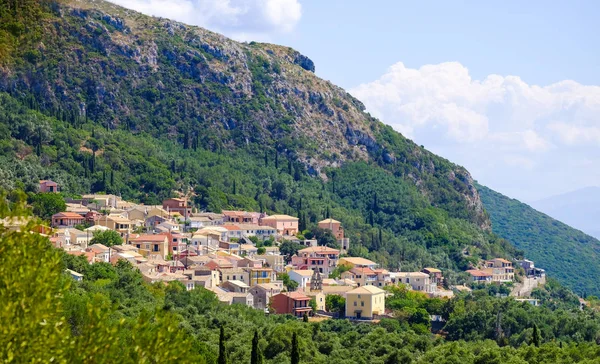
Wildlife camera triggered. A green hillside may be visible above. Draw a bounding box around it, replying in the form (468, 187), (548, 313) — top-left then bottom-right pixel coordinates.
(477, 184), (600, 296)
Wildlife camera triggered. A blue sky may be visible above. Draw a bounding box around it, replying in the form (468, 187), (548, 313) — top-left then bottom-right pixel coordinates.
(111, 0), (600, 201)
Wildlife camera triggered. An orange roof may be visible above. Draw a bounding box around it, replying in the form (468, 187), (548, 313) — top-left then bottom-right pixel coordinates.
(52, 212), (85, 219)
(351, 267), (376, 275)
(298, 246), (340, 254)
(466, 269), (492, 277)
(281, 291), (310, 301)
(223, 225), (241, 231)
(130, 234), (168, 242)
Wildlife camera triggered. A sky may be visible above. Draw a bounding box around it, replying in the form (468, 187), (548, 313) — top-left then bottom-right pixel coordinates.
(109, 0), (600, 201)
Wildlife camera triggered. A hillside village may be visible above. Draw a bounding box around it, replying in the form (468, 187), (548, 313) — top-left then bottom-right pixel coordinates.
(24, 180), (546, 320)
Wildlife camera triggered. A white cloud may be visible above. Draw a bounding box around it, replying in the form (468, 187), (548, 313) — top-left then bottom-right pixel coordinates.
(108, 0), (302, 41)
(350, 62), (600, 200)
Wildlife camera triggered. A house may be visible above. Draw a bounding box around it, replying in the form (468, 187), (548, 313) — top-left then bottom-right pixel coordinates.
(129, 234), (170, 259)
(39, 180), (58, 193)
(162, 198), (191, 217)
(373, 269), (392, 288)
(422, 267), (443, 286)
(237, 257), (262, 268)
(68, 228), (91, 247)
(517, 259), (546, 278)
(82, 194), (121, 209)
(338, 257), (378, 269)
(218, 267), (249, 285)
(239, 244), (258, 257)
(222, 210), (262, 224)
(341, 267), (378, 287)
(223, 225), (244, 240)
(288, 269), (314, 290)
(291, 246), (340, 277)
(391, 272), (437, 293)
(221, 280), (250, 293)
(229, 292), (254, 307)
(249, 283), (282, 310)
(260, 214), (299, 236)
(484, 258), (515, 282)
(232, 224), (278, 240)
(271, 292), (312, 316)
(87, 243), (111, 263)
(256, 254), (285, 273)
(345, 285), (386, 320)
(52, 212), (85, 228)
(95, 215), (133, 237)
(192, 212), (224, 225)
(66, 269), (83, 281)
(466, 269), (493, 284)
(318, 218), (344, 239)
(187, 216), (213, 229)
(246, 267), (277, 286)
(305, 291), (326, 311)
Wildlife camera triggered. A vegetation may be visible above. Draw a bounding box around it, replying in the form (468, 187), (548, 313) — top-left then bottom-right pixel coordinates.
(90, 229), (123, 247)
(3, 213), (600, 362)
(28, 192), (66, 220)
(478, 184), (600, 296)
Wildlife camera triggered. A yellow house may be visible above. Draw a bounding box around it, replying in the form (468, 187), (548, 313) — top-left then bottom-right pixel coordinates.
(345, 285), (386, 320)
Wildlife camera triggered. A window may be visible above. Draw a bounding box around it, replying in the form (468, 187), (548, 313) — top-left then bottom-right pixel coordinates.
(361, 301), (364, 307)
(353, 301), (357, 306)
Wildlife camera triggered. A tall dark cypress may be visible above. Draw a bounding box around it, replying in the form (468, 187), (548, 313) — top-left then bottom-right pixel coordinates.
(110, 170), (114, 186)
(251, 330), (262, 364)
(218, 325), (227, 364)
(264, 150), (268, 167)
(275, 151), (279, 169)
(531, 324), (541, 347)
(290, 332), (299, 364)
(233, 179), (237, 195)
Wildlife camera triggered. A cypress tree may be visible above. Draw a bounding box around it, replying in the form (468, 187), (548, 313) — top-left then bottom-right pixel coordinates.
(251, 330), (262, 364)
(290, 332), (299, 364)
(531, 324), (541, 347)
(303, 312), (308, 323)
(264, 150), (268, 167)
(275, 151), (279, 169)
(233, 179), (237, 195)
(288, 159), (293, 175)
(110, 170), (114, 186)
(218, 325), (227, 364)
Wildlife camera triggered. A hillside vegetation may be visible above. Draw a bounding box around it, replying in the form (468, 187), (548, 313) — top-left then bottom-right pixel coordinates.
(2, 198), (600, 363)
(477, 184), (600, 296)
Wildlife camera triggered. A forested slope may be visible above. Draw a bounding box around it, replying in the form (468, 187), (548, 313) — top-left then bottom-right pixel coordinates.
(478, 184), (600, 296)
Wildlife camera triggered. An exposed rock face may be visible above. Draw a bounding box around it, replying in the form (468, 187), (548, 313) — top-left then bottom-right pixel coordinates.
(0, 0), (491, 229)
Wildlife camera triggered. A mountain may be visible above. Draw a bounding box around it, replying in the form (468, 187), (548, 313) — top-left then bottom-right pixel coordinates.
(0, 0), (516, 277)
(530, 187), (600, 239)
(477, 184), (600, 295)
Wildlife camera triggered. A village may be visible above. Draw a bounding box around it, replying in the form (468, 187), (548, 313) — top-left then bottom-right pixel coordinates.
(33, 180), (546, 320)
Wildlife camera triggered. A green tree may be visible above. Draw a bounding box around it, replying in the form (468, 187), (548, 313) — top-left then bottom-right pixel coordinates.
(218, 325), (227, 364)
(91, 229), (123, 247)
(29, 192), (66, 220)
(325, 295), (345, 316)
(291, 332), (299, 364)
(531, 323), (541, 347)
(251, 330), (263, 364)
(279, 273), (299, 292)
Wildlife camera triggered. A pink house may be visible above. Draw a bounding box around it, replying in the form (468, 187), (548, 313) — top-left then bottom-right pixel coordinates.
(291, 246), (340, 276)
(318, 218), (344, 240)
(222, 210), (262, 224)
(52, 212), (85, 227)
(39, 180), (58, 193)
(259, 214), (299, 236)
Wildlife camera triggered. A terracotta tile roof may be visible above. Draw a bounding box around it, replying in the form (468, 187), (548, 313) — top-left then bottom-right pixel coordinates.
(52, 212), (85, 219)
(466, 269), (492, 277)
(130, 234), (168, 242)
(318, 218), (340, 224)
(347, 285), (386, 295)
(261, 214), (299, 221)
(281, 291), (311, 300)
(298, 246), (340, 254)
